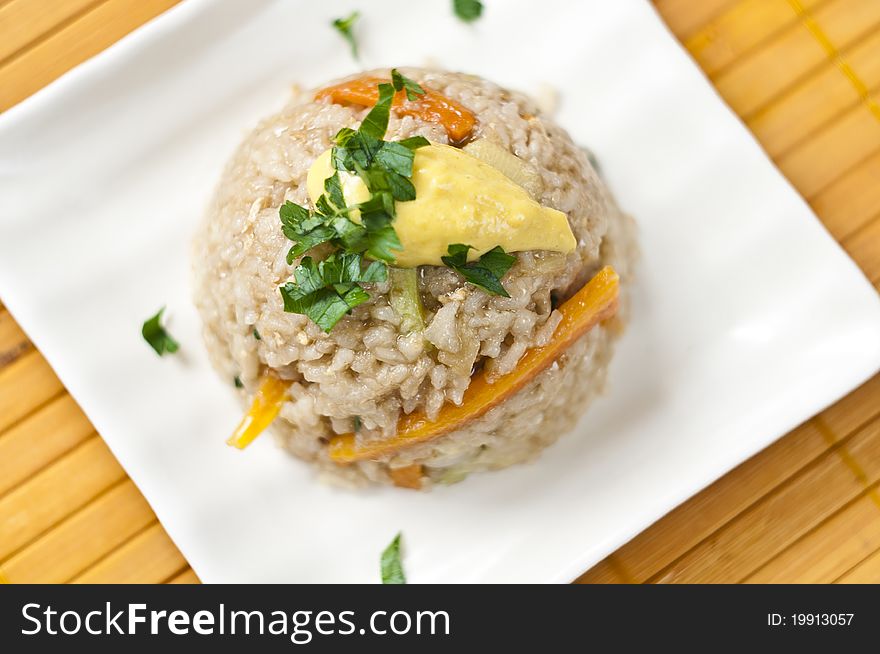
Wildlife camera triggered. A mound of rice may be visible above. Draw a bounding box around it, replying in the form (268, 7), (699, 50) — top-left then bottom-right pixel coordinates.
(193, 68), (637, 488)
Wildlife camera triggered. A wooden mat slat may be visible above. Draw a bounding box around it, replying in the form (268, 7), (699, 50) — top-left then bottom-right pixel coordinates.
(713, 0), (880, 118)
(0, 394), (94, 497)
(818, 373), (880, 437)
(1, 0), (879, 584)
(0, 0), (180, 112)
(778, 101), (880, 197)
(745, 492), (880, 583)
(685, 0), (824, 77)
(167, 568), (201, 584)
(844, 218), (880, 283)
(71, 522), (187, 584)
(748, 30), (880, 158)
(0, 0), (105, 64)
(0, 352), (64, 433)
(0, 309), (31, 367)
(2, 480), (155, 583)
(654, 0), (740, 38)
(836, 546), (880, 583)
(575, 558), (629, 584)
(810, 149), (880, 240)
(0, 436), (126, 561)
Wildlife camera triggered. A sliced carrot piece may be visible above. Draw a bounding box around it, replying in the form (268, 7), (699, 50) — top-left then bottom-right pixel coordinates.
(388, 464), (424, 490)
(329, 266), (620, 463)
(315, 76), (477, 145)
(227, 373), (290, 450)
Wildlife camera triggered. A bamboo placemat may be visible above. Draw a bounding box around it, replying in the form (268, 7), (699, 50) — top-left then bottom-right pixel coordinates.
(0, 0), (878, 584)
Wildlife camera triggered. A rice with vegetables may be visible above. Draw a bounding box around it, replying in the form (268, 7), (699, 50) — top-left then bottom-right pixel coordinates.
(193, 68), (636, 489)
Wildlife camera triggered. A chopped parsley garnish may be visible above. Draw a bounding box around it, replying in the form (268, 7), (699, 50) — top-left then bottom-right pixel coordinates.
(331, 11), (360, 59)
(380, 532), (406, 584)
(391, 68), (426, 101)
(453, 0), (483, 22)
(252, 328), (261, 340)
(233, 376), (244, 388)
(359, 81), (394, 139)
(441, 244), (516, 297)
(279, 252), (387, 332)
(141, 307), (179, 356)
(278, 75), (429, 331)
(279, 72), (514, 330)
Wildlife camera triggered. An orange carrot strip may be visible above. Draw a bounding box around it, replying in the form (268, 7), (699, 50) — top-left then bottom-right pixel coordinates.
(227, 374), (290, 450)
(388, 464), (424, 490)
(315, 76), (477, 145)
(329, 266), (620, 463)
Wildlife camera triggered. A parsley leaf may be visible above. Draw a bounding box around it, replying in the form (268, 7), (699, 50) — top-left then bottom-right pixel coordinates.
(397, 135), (430, 150)
(474, 245), (517, 281)
(453, 0), (483, 22)
(280, 188), (365, 264)
(359, 82), (395, 140)
(357, 164), (416, 203)
(141, 307), (179, 356)
(252, 329), (261, 340)
(331, 11), (360, 59)
(333, 127), (383, 172)
(360, 212), (403, 262)
(380, 532), (406, 584)
(391, 69), (426, 101)
(234, 376), (244, 388)
(375, 141), (416, 177)
(286, 226), (337, 262)
(279, 253), (387, 332)
(322, 173), (348, 215)
(279, 200), (312, 239)
(383, 172), (416, 201)
(322, 250), (388, 284)
(441, 244), (516, 296)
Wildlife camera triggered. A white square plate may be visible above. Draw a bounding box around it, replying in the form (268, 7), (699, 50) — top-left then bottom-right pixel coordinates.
(2, 0), (879, 583)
